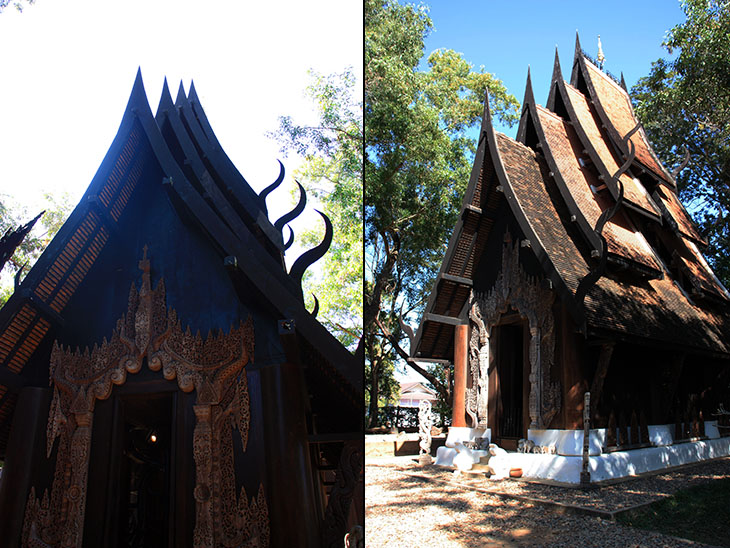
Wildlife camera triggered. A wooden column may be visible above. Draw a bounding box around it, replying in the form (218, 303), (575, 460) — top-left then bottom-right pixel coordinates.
(589, 343), (614, 419)
(0, 386), (50, 548)
(260, 320), (319, 548)
(452, 324), (469, 428)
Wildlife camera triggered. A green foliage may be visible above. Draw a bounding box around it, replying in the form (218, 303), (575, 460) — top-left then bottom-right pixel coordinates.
(632, 0), (730, 282)
(364, 0), (519, 416)
(0, 192), (73, 307)
(270, 68), (363, 350)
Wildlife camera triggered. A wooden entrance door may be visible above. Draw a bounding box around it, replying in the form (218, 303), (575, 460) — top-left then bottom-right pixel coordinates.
(84, 386), (193, 548)
(491, 320), (529, 449)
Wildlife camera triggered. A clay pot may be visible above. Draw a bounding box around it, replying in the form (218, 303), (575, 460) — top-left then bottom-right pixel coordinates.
(509, 468), (523, 478)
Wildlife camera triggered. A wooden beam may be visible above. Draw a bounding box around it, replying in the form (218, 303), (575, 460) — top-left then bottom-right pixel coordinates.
(440, 273), (473, 287)
(424, 313), (464, 327)
(20, 289), (65, 328)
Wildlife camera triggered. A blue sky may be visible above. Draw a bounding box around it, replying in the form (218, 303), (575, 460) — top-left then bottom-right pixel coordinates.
(422, 0), (685, 136)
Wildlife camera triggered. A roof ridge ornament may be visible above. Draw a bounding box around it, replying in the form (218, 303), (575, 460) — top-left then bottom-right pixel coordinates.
(289, 209), (333, 300)
(671, 147), (691, 181)
(597, 35), (605, 71)
(274, 180), (307, 234)
(574, 123), (639, 312)
(258, 160), (286, 216)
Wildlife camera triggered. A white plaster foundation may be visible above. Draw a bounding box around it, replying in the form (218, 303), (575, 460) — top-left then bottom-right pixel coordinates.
(435, 422), (730, 483)
(435, 426), (492, 470)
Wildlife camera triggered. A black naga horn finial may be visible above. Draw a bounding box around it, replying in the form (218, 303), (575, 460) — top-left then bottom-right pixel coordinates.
(671, 147), (691, 181)
(283, 225), (295, 250)
(274, 180), (307, 235)
(289, 209), (333, 296)
(258, 160), (286, 216)
(310, 293), (319, 318)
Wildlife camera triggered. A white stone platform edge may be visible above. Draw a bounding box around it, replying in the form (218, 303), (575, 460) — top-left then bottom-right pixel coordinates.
(434, 422), (730, 483)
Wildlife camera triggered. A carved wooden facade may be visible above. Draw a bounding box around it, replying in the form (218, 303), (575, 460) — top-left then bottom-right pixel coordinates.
(22, 248), (269, 548)
(468, 234), (560, 430)
(0, 72), (361, 547)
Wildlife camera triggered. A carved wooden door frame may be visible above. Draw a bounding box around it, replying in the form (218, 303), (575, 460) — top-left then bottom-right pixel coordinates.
(468, 233), (561, 431)
(22, 247), (270, 548)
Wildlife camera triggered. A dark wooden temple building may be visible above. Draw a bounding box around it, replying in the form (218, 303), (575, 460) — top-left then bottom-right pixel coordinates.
(0, 71), (362, 547)
(414, 36), (730, 455)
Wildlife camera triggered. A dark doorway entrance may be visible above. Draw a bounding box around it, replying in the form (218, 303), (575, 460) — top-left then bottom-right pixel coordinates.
(117, 393), (174, 548)
(493, 320), (527, 447)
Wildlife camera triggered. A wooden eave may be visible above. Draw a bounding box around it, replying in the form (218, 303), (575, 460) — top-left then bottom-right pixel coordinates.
(487, 127), (586, 332)
(175, 84), (285, 254)
(415, 93), (591, 361)
(533, 66), (664, 280)
(560, 83), (662, 224)
(519, 67), (603, 255)
(413, 99), (494, 361)
(128, 76), (361, 398)
(651, 186), (708, 248)
(571, 36), (676, 190)
(586, 324), (730, 361)
(155, 80), (256, 244)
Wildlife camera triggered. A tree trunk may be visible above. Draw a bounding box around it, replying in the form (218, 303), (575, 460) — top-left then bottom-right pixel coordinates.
(366, 336), (381, 429)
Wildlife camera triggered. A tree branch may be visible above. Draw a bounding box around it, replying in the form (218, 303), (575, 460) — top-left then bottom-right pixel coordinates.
(374, 315), (450, 403)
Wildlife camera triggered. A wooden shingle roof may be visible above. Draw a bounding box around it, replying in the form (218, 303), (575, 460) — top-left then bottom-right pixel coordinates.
(415, 44), (730, 363)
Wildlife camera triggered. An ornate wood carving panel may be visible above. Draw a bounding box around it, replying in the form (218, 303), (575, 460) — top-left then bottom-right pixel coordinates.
(469, 233), (561, 429)
(22, 247), (269, 548)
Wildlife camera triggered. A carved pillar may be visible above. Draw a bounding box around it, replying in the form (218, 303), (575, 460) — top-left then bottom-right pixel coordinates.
(528, 326), (540, 429)
(0, 387), (50, 548)
(62, 410), (94, 548)
(477, 334), (490, 428)
(193, 404), (214, 547)
(452, 324), (469, 428)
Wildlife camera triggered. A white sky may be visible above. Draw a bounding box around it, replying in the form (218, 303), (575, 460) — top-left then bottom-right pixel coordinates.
(0, 0), (363, 264)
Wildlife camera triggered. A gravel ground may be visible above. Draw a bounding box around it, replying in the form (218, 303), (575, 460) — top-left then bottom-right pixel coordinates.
(365, 456), (730, 547)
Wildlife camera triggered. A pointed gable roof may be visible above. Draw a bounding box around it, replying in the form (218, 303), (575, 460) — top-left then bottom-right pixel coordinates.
(414, 92), (589, 360)
(416, 45), (730, 364)
(529, 54), (662, 277)
(0, 71), (361, 453)
(572, 33), (675, 187)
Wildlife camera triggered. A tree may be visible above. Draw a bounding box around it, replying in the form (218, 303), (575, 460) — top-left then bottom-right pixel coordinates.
(364, 0), (519, 426)
(632, 0), (730, 282)
(0, 192), (73, 306)
(270, 68), (363, 350)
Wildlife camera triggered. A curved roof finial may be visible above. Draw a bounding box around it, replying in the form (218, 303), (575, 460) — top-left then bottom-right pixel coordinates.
(597, 35), (605, 70)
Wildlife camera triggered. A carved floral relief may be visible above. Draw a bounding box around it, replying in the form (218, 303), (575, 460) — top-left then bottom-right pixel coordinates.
(22, 247), (269, 548)
(469, 233), (561, 429)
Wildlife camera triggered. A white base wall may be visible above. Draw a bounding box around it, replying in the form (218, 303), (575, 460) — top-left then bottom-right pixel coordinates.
(434, 421), (730, 483)
(434, 427), (491, 470)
